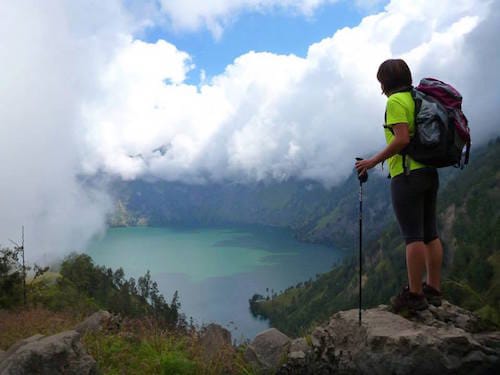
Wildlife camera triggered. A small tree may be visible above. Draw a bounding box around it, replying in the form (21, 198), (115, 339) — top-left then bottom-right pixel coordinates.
(59, 253), (96, 295)
(0, 247), (24, 308)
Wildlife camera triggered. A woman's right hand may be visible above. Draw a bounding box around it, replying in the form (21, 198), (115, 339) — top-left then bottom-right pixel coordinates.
(355, 158), (376, 177)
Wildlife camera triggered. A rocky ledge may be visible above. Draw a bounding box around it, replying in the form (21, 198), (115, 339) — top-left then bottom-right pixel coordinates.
(1, 302), (498, 374)
(245, 301), (500, 375)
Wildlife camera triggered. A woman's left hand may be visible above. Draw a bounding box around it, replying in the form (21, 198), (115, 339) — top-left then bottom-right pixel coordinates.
(355, 158), (377, 177)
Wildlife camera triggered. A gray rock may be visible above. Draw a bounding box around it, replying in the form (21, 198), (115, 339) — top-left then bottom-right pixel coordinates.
(289, 338), (309, 353)
(279, 302), (500, 375)
(74, 310), (112, 334)
(243, 342), (260, 366)
(310, 327), (329, 350)
(244, 328), (291, 371)
(288, 351), (306, 360)
(0, 330), (96, 375)
(0, 335), (44, 363)
(472, 331), (500, 349)
(419, 301), (492, 333)
(309, 306), (499, 374)
(199, 323), (233, 361)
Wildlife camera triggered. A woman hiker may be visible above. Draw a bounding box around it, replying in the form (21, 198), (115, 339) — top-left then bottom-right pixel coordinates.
(355, 58), (443, 312)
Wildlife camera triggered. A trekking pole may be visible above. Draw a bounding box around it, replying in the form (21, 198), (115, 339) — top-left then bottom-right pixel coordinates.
(355, 158), (368, 326)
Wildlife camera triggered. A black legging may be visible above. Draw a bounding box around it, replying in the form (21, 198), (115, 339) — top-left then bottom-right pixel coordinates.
(391, 168), (439, 245)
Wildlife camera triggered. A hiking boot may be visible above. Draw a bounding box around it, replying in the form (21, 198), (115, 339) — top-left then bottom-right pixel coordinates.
(390, 286), (428, 313)
(423, 282), (442, 307)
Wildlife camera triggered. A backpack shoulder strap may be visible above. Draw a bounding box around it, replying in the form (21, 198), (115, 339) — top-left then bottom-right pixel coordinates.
(383, 110), (394, 133)
(384, 88), (413, 176)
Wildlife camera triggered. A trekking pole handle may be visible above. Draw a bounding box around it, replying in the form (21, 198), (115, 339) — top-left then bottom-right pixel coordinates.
(355, 157), (368, 184)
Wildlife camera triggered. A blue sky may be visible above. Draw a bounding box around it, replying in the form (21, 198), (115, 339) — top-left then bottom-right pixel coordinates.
(140, 1), (389, 82)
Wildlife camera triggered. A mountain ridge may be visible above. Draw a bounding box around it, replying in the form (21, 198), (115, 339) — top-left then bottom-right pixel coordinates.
(109, 167), (393, 249)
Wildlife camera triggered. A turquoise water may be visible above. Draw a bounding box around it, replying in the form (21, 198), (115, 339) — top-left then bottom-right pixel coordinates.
(86, 225), (344, 341)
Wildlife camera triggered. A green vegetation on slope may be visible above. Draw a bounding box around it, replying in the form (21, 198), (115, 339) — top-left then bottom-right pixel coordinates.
(0, 252), (255, 374)
(83, 324), (252, 375)
(0, 250), (183, 328)
(250, 255), (362, 336)
(440, 138), (500, 323)
(251, 138), (500, 336)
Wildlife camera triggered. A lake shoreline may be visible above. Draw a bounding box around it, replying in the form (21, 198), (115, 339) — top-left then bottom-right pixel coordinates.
(86, 224), (344, 341)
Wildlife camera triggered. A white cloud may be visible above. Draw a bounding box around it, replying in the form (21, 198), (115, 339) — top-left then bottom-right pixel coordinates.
(84, 0), (498, 186)
(158, 0), (339, 38)
(0, 0), (134, 259)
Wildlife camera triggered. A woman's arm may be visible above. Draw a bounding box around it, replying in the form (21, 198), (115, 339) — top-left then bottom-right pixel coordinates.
(355, 123), (410, 176)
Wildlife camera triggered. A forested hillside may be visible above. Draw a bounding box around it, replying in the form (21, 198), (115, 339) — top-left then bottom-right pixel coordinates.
(250, 139), (500, 336)
(0, 251), (252, 374)
(0, 251), (181, 325)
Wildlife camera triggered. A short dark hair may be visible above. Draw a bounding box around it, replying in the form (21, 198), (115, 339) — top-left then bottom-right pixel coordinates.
(377, 59), (412, 95)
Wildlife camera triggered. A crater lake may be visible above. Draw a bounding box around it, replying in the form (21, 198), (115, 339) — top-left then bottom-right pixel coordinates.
(86, 225), (345, 342)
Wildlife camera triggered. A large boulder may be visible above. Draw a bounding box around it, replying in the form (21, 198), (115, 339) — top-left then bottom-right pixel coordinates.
(278, 302), (500, 375)
(74, 310), (112, 334)
(245, 328), (291, 372)
(199, 323), (233, 361)
(0, 330), (96, 375)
